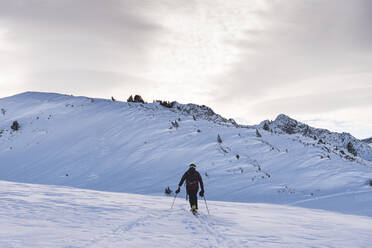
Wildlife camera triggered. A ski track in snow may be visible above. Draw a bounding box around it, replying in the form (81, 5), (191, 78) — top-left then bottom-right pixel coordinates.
(2, 93), (372, 246)
(1, 181), (372, 248)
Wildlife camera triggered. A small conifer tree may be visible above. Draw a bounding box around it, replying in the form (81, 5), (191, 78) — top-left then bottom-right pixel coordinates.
(347, 141), (357, 156)
(164, 186), (172, 195)
(11, 121), (19, 131)
(263, 122), (270, 131)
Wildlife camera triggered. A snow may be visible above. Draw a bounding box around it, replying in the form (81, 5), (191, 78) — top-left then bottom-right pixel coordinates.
(1, 92), (372, 218)
(1, 180), (372, 248)
(259, 114), (372, 161)
(1, 92), (372, 247)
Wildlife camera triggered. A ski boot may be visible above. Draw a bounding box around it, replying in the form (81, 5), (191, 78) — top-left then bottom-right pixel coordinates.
(191, 205), (198, 215)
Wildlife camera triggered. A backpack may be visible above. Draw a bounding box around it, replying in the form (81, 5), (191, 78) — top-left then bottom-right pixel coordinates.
(186, 169), (199, 189)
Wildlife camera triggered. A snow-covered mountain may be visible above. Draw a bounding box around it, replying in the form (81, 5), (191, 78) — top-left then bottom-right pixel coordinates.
(258, 114), (372, 162)
(1, 92), (372, 216)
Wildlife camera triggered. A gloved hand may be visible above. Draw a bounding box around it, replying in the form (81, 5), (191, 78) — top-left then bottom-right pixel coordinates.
(175, 187), (180, 194)
(199, 190), (204, 197)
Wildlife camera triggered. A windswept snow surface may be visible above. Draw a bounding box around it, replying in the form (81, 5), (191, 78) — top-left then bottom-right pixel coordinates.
(362, 137), (372, 144)
(1, 92), (372, 217)
(1, 180), (372, 248)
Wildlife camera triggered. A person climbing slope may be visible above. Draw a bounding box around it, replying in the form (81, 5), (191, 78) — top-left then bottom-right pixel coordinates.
(176, 163), (205, 213)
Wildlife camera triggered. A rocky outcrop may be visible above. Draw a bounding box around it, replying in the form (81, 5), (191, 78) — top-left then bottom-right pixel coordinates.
(171, 102), (239, 127)
(258, 114), (372, 162)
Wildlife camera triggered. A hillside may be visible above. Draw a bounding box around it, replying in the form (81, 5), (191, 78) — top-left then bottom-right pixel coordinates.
(1, 92), (372, 216)
(258, 114), (372, 161)
(1, 180), (372, 248)
(362, 137), (372, 144)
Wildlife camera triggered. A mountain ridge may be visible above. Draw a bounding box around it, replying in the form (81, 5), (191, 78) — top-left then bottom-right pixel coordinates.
(362, 137), (372, 144)
(257, 114), (372, 162)
(1, 91), (372, 216)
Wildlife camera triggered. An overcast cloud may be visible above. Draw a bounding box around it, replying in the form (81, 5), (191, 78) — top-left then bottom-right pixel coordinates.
(0, 0), (371, 138)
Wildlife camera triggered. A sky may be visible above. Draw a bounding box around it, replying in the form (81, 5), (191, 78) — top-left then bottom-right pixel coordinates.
(0, 0), (371, 138)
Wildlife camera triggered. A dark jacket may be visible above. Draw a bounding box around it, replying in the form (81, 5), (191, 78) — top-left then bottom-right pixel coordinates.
(178, 167), (204, 192)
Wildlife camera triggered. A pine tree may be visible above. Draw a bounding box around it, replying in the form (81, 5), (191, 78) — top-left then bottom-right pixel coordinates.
(164, 186), (172, 195)
(11, 121), (19, 131)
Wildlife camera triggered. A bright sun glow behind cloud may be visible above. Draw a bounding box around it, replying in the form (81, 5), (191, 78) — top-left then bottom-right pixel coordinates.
(139, 0), (268, 103)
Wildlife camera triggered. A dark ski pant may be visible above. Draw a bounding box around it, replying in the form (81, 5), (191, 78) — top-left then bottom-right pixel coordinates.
(187, 189), (198, 209)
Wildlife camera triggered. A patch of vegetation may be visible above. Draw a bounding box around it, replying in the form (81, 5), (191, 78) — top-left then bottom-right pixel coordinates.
(11, 121), (19, 131)
(127, 95), (145, 103)
(157, 100), (175, 108)
(347, 141), (357, 156)
(164, 186), (172, 195)
(171, 120), (179, 128)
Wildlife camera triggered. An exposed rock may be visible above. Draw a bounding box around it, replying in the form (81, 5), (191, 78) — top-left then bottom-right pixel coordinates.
(171, 102), (239, 127)
(257, 114), (372, 162)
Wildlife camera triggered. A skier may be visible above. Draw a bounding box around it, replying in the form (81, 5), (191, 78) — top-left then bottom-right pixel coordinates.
(175, 163), (205, 213)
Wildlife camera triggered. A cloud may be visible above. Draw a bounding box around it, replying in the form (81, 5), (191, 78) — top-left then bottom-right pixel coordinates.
(209, 0), (372, 104)
(0, 0), (163, 95)
(0, 0), (371, 137)
(23, 69), (157, 96)
(250, 88), (372, 115)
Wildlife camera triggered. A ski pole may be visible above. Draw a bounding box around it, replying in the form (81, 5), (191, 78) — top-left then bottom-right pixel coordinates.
(171, 193), (178, 209)
(203, 196), (210, 215)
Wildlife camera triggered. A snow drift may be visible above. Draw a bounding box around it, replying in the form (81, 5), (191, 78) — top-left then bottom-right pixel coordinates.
(1, 180), (372, 248)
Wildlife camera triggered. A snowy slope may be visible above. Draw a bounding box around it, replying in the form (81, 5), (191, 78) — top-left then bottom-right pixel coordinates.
(362, 137), (372, 145)
(1, 92), (372, 217)
(259, 114), (372, 161)
(1, 180), (372, 248)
